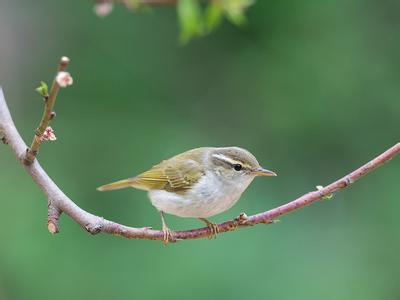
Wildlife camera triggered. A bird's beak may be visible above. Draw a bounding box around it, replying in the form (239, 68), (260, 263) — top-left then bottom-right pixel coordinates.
(252, 167), (277, 177)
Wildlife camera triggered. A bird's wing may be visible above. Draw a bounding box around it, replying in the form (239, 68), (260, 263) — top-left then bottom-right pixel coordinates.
(131, 158), (205, 193)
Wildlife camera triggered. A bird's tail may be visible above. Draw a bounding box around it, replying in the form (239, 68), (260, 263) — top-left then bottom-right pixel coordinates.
(97, 178), (136, 191)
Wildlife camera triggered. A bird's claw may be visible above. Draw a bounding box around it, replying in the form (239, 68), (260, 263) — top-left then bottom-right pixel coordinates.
(162, 225), (175, 245)
(207, 222), (220, 239)
(199, 218), (220, 239)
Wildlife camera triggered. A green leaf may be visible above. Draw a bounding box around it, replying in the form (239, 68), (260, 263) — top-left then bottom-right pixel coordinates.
(35, 81), (48, 97)
(225, 9), (246, 26)
(176, 0), (256, 43)
(204, 3), (223, 33)
(220, 0), (255, 26)
(177, 0), (204, 44)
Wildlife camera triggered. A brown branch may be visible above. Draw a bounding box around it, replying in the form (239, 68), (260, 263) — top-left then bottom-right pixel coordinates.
(23, 57), (70, 165)
(137, 0), (176, 4)
(95, 0), (177, 7)
(1, 85), (399, 243)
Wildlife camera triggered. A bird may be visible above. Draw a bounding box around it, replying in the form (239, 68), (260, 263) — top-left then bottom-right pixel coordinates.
(97, 147), (277, 243)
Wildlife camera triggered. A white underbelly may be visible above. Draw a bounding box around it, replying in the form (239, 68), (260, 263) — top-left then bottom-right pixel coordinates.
(148, 172), (254, 218)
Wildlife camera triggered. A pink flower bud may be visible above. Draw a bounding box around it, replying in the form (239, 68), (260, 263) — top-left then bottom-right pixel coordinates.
(41, 127), (57, 141)
(94, 2), (114, 17)
(56, 71), (73, 88)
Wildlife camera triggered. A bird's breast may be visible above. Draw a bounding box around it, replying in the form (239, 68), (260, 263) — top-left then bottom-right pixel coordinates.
(148, 171), (254, 218)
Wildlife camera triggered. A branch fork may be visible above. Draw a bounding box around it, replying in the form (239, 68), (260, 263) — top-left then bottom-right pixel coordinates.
(0, 57), (399, 243)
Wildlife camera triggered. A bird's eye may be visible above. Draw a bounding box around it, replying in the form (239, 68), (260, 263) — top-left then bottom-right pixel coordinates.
(233, 164), (242, 171)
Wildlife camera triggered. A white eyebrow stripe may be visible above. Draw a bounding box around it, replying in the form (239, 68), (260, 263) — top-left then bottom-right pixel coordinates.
(212, 153), (239, 166)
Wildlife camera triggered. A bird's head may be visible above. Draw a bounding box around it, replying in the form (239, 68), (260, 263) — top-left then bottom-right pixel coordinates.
(209, 147), (277, 182)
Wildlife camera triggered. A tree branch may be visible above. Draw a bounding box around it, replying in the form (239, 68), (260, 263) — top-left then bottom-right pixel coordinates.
(95, 0), (177, 8)
(137, 0), (176, 4)
(0, 85), (399, 242)
(24, 57), (70, 165)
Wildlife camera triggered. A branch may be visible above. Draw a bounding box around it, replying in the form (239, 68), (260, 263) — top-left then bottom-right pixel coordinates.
(0, 83), (399, 242)
(24, 57), (70, 165)
(93, 0), (177, 19)
(137, 0), (176, 4)
(118, 0), (175, 5)
(94, 0), (176, 9)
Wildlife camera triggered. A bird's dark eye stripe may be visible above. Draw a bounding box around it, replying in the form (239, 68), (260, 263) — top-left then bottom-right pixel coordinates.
(233, 164), (242, 171)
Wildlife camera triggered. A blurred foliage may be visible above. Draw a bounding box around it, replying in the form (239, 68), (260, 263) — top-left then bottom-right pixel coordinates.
(0, 0), (400, 300)
(177, 0), (205, 43)
(177, 0), (255, 43)
(95, 0), (255, 43)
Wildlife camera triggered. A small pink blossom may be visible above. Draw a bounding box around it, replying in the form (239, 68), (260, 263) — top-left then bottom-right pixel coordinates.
(56, 71), (73, 88)
(41, 127), (57, 141)
(94, 2), (114, 17)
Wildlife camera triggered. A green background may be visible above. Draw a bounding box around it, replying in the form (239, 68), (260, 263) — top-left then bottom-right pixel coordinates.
(0, 1), (399, 299)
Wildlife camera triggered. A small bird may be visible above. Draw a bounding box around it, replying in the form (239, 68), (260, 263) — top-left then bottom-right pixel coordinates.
(97, 147), (276, 243)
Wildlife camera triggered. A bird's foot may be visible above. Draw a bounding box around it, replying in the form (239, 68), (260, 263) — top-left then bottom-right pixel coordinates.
(162, 225), (175, 245)
(199, 218), (220, 239)
(159, 211), (176, 245)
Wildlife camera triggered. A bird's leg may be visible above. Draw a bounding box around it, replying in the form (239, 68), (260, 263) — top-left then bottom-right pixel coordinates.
(199, 218), (220, 239)
(160, 211), (174, 245)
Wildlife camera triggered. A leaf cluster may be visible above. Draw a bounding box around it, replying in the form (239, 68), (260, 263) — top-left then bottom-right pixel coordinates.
(177, 0), (255, 43)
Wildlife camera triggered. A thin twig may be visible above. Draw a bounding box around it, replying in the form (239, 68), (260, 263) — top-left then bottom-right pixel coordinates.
(23, 57), (70, 165)
(94, 0), (176, 8)
(136, 0), (176, 4)
(0, 87), (399, 242)
(113, 0), (176, 5)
